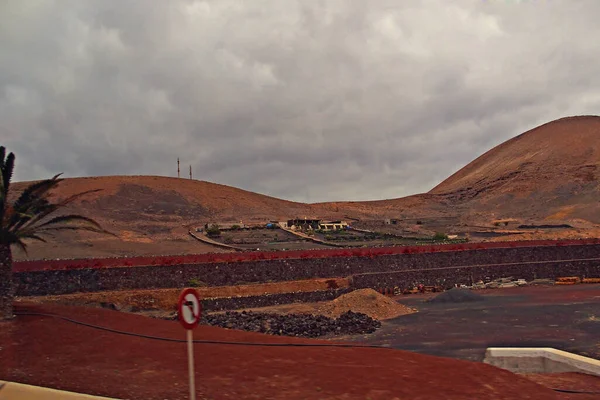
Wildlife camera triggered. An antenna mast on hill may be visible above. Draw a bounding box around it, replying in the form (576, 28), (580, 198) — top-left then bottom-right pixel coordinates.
(177, 158), (180, 178)
(189, 165), (192, 180)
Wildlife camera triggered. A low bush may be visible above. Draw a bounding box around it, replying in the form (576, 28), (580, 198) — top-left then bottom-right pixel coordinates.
(188, 278), (207, 287)
(433, 232), (449, 241)
(205, 224), (221, 237)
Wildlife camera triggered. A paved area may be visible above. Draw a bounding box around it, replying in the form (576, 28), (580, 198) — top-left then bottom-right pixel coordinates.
(357, 284), (600, 362)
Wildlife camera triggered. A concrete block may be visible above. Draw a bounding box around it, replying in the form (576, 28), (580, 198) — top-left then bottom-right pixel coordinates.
(483, 347), (600, 377)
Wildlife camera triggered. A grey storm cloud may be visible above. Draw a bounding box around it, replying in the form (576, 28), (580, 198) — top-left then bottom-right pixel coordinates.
(2, 0), (600, 202)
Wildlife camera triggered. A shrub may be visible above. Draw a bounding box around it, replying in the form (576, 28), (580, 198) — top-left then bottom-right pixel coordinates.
(231, 224), (240, 230)
(206, 224), (221, 237)
(223, 235), (234, 244)
(188, 278), (207, 287)
(433, 232), (448, 241)
(416, 220), (423, 225)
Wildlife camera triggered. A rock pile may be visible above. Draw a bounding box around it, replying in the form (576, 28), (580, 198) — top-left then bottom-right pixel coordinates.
(202, 310), (381, 338)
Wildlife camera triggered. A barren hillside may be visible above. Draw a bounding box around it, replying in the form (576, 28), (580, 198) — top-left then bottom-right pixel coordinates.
(10, 115), (600, 259)
(430, 115), (600, 222)
(10, 176), (338, 260)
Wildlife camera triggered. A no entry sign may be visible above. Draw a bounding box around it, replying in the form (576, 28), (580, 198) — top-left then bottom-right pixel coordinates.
(178, 288), (202, 329)
(178, 288), (202, 400)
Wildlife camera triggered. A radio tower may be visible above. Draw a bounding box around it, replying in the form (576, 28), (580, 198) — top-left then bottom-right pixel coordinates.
(177, 158), (180, 178)
(189, 165), (192, 180)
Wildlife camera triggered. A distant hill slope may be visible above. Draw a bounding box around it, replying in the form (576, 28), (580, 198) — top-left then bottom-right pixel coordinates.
(15, 175), (321, 222)
(430, 115), (600, 222)
(9, 176), (333, 260)
(10, 115), (600, 259)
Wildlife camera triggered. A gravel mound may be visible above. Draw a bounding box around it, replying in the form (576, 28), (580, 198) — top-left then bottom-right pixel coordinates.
(318, 288), (415, 319)
(428, 288), (485, 304)
(202, 310), (381, 338)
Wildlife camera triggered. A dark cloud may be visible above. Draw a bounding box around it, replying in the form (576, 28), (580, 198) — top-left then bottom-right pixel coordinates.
(2, 0), (600, 202)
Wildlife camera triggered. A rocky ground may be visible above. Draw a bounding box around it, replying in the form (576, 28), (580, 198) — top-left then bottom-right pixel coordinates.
(201, 310), (381, 338)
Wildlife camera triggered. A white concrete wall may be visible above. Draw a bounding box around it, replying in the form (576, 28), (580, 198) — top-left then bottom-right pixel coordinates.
(483, 347), (600, 376)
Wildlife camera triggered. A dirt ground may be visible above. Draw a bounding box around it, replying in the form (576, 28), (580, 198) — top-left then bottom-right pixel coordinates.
(0, 302), (592, 400)
(21, 278), (350, 311)
(229, 288), (415, 320)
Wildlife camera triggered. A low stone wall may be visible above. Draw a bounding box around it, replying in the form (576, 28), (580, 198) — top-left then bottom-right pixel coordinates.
(14, 243), (600, 296)
(484, 348), (600, 376)
(202, 288), (350, 312)
(350, 259), (600, 289)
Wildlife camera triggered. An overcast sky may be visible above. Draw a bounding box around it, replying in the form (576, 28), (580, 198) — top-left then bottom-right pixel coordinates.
(2, 0), (600, 202)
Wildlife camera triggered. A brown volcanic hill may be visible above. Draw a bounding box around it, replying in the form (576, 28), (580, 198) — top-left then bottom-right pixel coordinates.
(430, 115), (600, 223)
(10, 176), (339, 260)
(18, 175), (320, 222)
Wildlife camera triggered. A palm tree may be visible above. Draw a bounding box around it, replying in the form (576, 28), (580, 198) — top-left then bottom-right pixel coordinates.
(1, 146), (111, 319)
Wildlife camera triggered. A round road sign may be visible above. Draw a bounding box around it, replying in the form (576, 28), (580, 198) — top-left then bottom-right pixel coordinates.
(178, 288), (202, 329)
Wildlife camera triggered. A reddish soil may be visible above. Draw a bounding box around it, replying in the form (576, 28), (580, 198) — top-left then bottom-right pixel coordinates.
(22, 278), (350, 311)
(0, 302), (582, 400)
(524, 373), (600, 394)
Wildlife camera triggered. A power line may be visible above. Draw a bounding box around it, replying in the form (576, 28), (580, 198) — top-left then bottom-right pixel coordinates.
(14, 311), (390, 349)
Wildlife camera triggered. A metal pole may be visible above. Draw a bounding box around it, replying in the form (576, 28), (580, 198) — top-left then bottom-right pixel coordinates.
(187, 329), (196, 400)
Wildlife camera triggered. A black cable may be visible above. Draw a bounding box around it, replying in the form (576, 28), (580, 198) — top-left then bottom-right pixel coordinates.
(550, 387), (600, 395)
(14, 311), (390, 349)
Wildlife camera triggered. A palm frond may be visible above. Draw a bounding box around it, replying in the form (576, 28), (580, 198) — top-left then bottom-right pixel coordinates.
(2, 152), (14, 195)
(17, 232), (47, 243)
(8, 200), (55, 231)
(0, 173), (5, 224)
(16, 189), (102, 232)
(12, 238), (27, 254)
(35, 225), (114, 235)
(18, 214), (116, 238)
(0, 230), (27, 248)
(0, 149), (14, 225)
(35, 214), (103, 230)
(0, 165), (112, 247)
(12, 174), (62, 211)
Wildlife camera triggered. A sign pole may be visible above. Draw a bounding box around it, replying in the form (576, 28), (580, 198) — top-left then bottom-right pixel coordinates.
(187, 329), (196, 400)
(178, 288), (202, 400)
